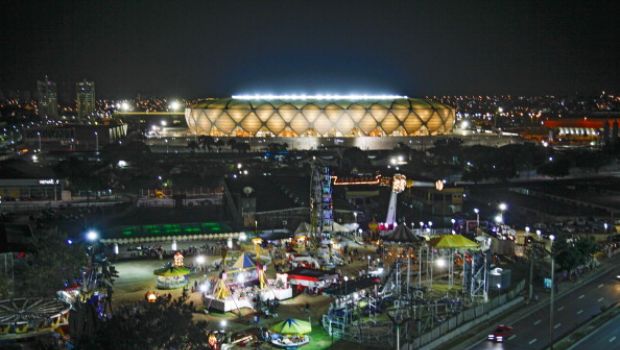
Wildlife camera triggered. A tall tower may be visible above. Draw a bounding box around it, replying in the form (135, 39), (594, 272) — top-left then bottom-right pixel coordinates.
(310, 165), (333, 237)
(36, 76), (58, 118)
(76, 79), (96, 118)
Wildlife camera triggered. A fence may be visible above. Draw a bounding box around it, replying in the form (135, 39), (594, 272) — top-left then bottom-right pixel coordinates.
(413, 279), (526, 349)
(323, 279), (526, 349)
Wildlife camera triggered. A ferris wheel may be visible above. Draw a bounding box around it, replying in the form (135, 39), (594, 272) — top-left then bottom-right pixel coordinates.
(0, 298), (70, 340)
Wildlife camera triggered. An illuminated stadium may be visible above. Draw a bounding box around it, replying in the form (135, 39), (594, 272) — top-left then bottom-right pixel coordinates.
(185, 95), (455, 137)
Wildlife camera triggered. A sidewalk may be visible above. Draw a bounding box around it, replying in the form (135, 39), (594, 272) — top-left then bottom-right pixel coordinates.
(441, 255), (620, 350)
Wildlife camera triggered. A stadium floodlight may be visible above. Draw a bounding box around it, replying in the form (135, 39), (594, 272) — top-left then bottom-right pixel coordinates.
(231, 94), (408, 100)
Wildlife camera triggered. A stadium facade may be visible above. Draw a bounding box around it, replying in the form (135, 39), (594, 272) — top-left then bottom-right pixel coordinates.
(185, 97), (455, 137)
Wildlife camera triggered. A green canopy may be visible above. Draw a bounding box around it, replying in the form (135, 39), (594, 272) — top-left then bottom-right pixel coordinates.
(270, 318), (312, 335)
(429, 234), (479, 249)
(154, 266), (191, 277)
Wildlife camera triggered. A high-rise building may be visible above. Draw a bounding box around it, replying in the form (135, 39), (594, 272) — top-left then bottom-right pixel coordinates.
(76, 80), (95, 118)
(36, 76), (58, 118)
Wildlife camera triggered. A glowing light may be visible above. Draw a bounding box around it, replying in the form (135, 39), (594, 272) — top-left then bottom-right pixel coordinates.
(232, 94), (408, 100)
(498, 203), (508, 211)
(169, 100), (181, 111)
(86, 230), (99, 241)
(494, 214), (503, 224)
(120, 101), (131, 111)
(435, 258), (447, 268)
(195, 255), (206, 265)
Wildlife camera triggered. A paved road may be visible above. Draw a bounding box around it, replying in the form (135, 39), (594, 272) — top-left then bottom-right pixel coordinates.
(570, 312), (620, 350)
(468, 266), (620, 350)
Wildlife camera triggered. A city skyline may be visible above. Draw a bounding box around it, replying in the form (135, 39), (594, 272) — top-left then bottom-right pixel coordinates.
(1, 0), (619, 98)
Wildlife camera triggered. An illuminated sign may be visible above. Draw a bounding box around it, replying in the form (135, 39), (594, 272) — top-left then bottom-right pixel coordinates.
(38, 179), (59, 185)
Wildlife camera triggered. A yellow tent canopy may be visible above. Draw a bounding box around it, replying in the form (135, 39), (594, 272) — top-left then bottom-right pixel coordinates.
(429, 234), (479, 249)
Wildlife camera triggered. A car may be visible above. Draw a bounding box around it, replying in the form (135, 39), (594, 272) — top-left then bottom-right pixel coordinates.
(488, 325), (513, 342)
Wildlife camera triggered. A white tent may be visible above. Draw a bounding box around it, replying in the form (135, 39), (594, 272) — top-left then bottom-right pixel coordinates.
(294, 222), (351, 235)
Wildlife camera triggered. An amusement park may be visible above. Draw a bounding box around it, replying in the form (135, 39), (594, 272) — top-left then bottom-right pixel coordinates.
(0, 157), (544, 350)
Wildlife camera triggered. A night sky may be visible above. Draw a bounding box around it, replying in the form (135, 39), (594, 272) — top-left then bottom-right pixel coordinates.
(1, 0), (619, 98)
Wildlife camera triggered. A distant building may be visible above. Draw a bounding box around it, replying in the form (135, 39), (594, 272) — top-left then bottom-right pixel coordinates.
(36, 76), (58, 118)
(22, 122), (127, 152)
(76, 80), (95, 118)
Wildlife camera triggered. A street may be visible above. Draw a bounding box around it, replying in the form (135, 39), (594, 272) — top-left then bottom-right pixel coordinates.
(468, 266), (620, 350)
(570, 312), (620, 350)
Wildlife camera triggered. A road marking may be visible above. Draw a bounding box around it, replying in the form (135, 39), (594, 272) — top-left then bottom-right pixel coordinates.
(610, 336), (617, 342)
(598, 283), (604, 288)
(578, 294), (585, 299)
(534, 319), (542, 325)
(508, 335), (517, 340)
(554, 323), (562, 329)
(529, 338), (537, 345)
(577, 309), (583, 315)
(557, 306), (564, 311)
(598, 297), (604, 302)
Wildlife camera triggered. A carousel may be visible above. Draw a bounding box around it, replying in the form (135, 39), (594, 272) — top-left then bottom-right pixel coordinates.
(0, 298), (70, 341)
(269, 318), (311, 348)
(154, 252), (191, 289)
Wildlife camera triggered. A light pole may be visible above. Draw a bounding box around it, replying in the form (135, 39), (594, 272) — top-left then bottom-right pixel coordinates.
(94, 131), (99, 155)
(428, 221), (433, 235)
(498, 202), (507, 224)
(473, 208), (480, 232)
(549, 234), (556, 350)
(344, 276), (348, 294)
(37, 131), (41, 152)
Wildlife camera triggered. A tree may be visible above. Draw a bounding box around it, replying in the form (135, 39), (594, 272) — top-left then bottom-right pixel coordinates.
(83, 299), (209, 350)
(12, 226), (87, 298)
(553, 236), (597, 279)
(537, 157), (571, 178)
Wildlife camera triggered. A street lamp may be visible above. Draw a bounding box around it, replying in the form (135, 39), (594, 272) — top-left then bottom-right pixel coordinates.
(37, 131), (41, 152)
(473, 208), (480, 231)
(494, 214), (503, 224)
(549, 234), (556, 350)
(498, 202), (507, 224)
(344, 276), (349, 294)
(86, 229), (99, 242)
(94, 131), (99, 155)
(428, 221), (433, 235)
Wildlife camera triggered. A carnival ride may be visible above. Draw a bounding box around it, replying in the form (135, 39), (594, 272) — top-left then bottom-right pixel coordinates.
(332, 173), (444, 228)
(153, 252), (191, 289)
(0, 298), (70, 340)
(321, 233), (490, 347)
(202, 252), (292, 313)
